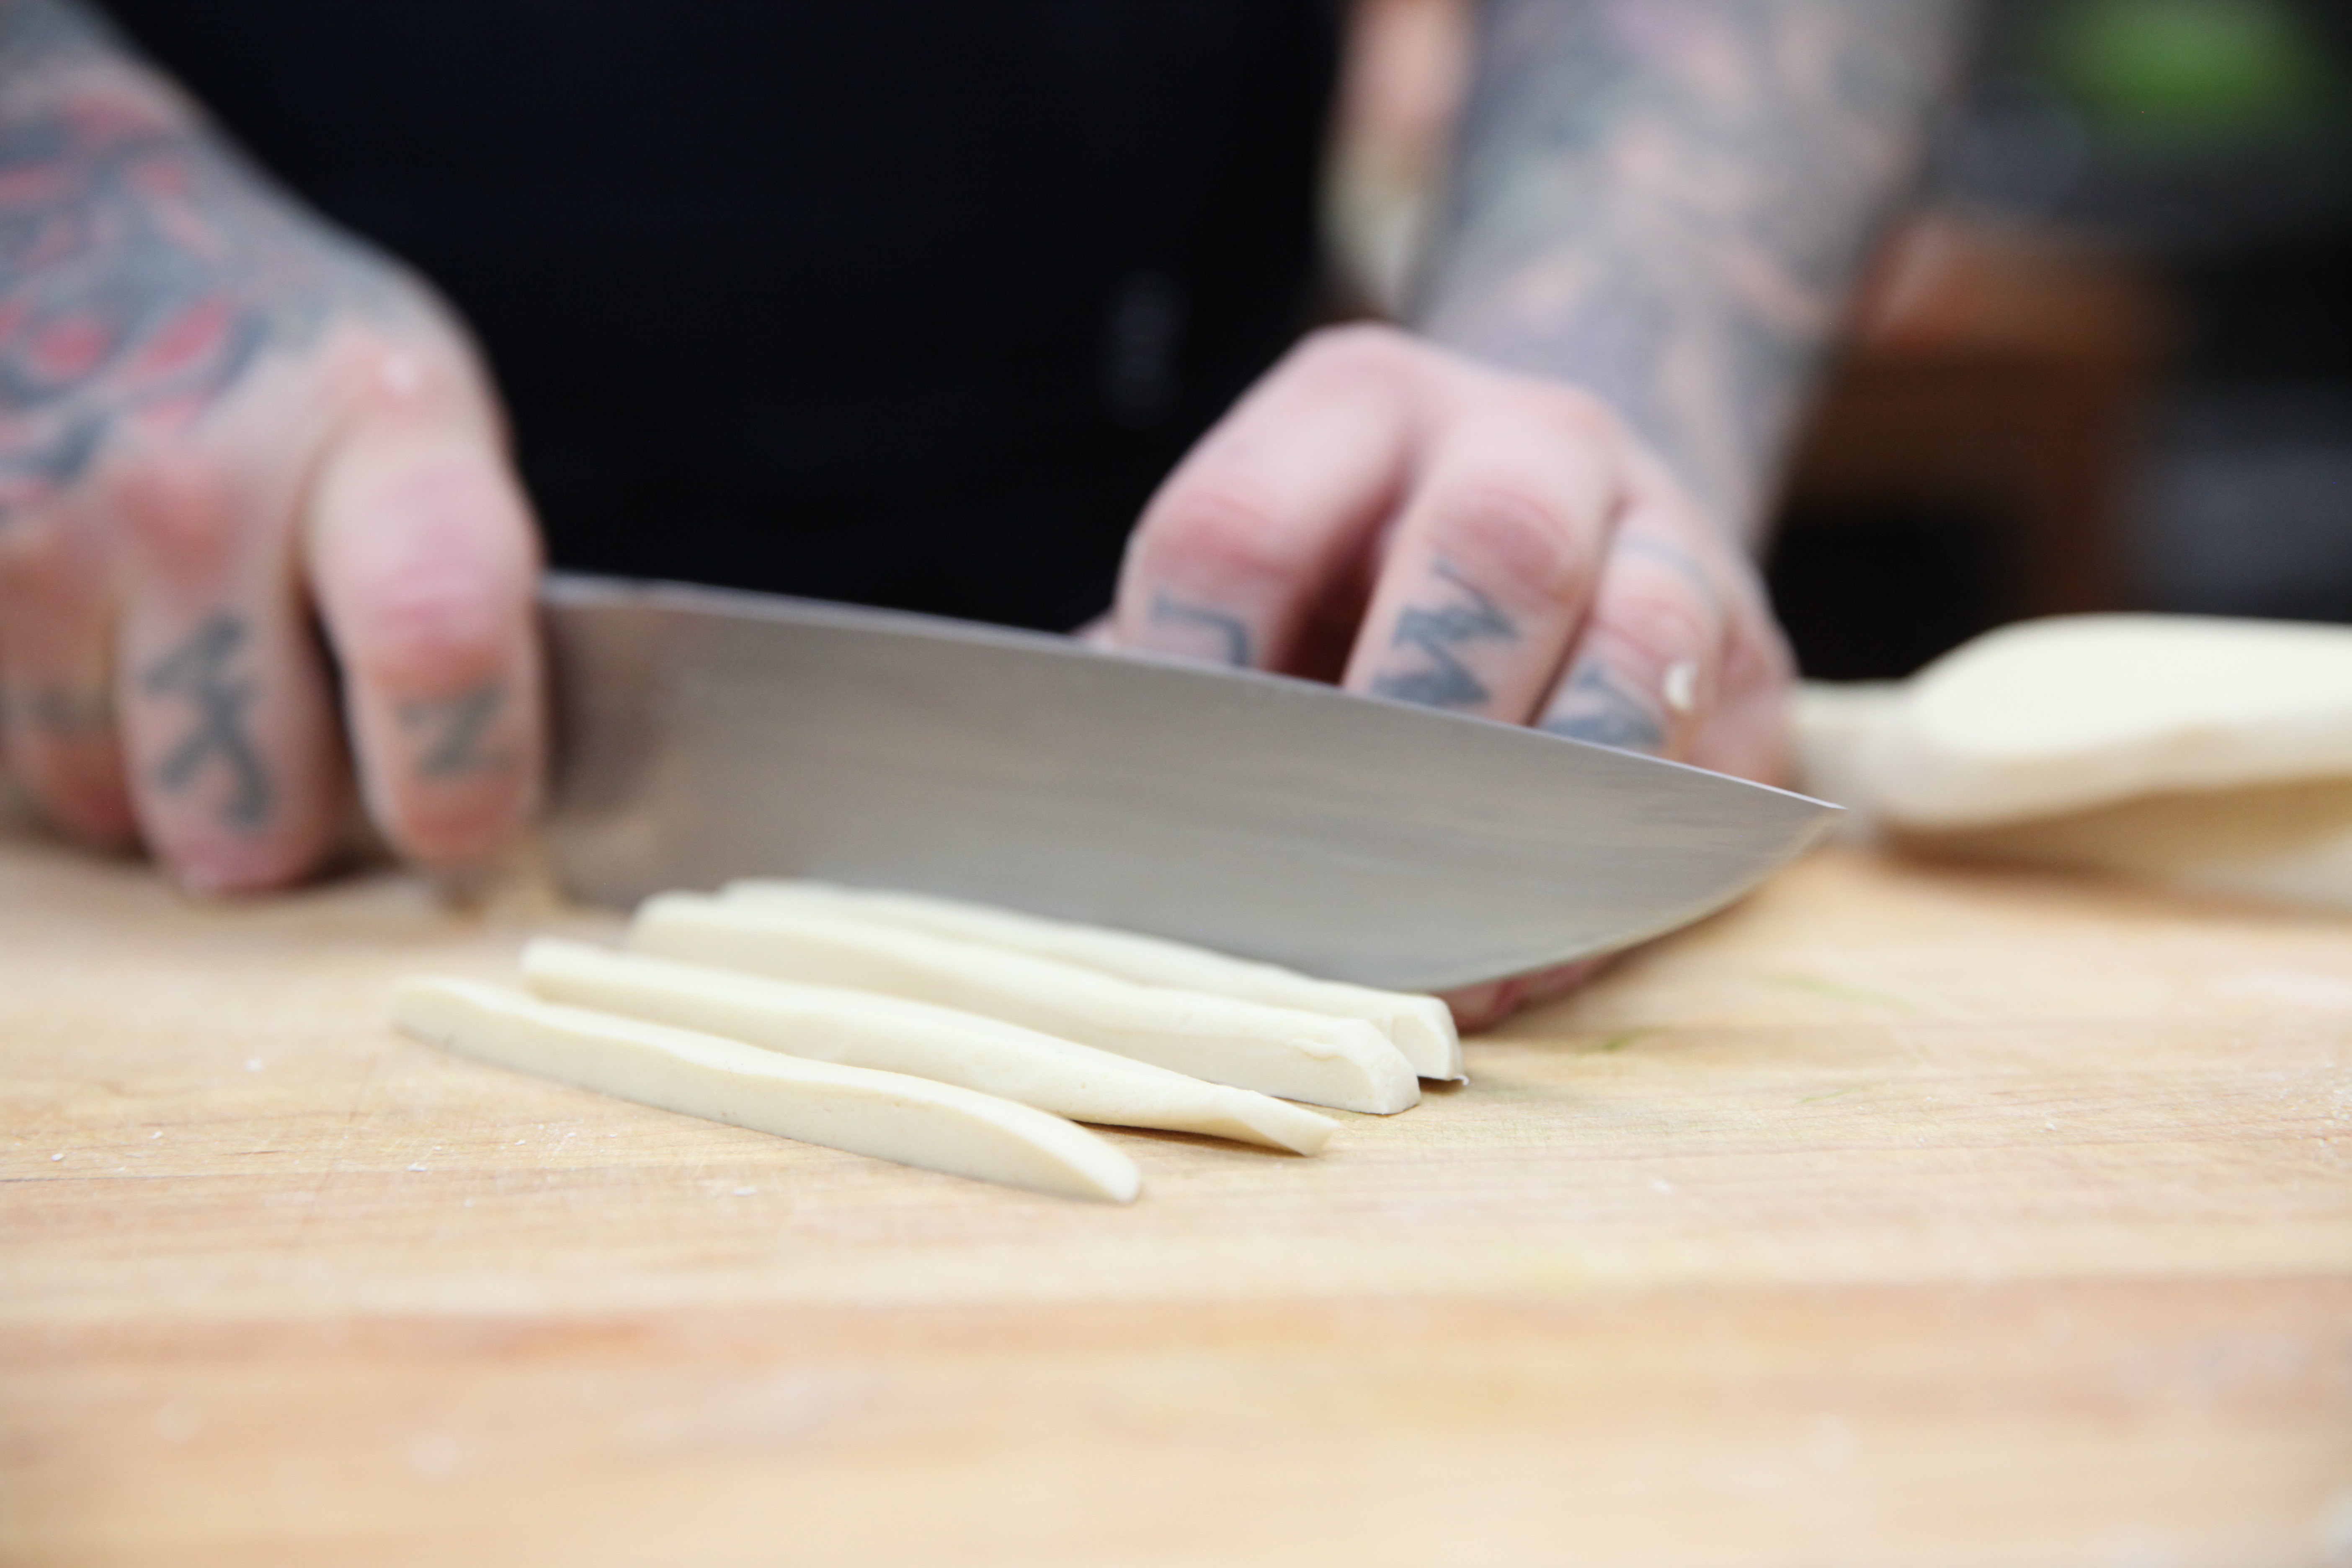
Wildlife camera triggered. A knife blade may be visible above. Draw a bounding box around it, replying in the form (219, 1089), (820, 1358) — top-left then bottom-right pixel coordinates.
(539, 573), (1836, 991)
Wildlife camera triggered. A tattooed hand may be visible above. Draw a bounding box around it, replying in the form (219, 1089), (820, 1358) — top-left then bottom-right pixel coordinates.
(1111, 0), (1963, 1026)
(1110, 325), (1792, 1030)
(0, 3), (541, 890)
(1114, 322), (1792, 776)
(1108, 327), (1789, 1026)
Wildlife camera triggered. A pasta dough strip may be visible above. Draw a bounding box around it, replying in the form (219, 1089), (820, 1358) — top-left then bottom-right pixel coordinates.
(721, 879), (1465, 1081)
(522, 939), (1335, 1154)
(629, 895), (1421, 1115)
(392, 977), (1140, 1202)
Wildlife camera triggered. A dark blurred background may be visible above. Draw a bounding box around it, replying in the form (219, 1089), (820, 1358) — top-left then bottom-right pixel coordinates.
(1330, 0), (2352, 679)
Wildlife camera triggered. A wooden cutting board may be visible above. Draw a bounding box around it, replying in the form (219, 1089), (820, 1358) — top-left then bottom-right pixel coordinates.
(1, 807), (2346, 1568)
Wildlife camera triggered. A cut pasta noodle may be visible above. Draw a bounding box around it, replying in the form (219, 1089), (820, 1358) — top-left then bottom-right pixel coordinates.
(721, 879), (1464, 1081)
(522, 939), (1334, 1154)
(391, 976), (1140, 1202)
(628, 894), (1421, 1114)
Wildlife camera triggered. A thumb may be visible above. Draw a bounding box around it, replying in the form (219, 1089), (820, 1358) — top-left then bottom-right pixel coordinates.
(304, 374), (544, 869)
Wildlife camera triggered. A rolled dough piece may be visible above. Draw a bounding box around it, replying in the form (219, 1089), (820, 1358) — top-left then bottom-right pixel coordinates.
(390, 977), (1140, 1202)
(1892, 776), (2352, 914)
(628, 894), (1421, 1115)
(1858, 615), (2352, 830)
(522, 939), (1336, 1154)
(1789, 681), (1904, 841)
(720, 878), (1465, 1081)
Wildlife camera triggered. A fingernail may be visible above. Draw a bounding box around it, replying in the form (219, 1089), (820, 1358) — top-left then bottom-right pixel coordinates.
(1662, 660), (1699, 716)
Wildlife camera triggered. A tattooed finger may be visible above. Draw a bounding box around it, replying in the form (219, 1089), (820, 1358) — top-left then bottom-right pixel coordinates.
(1342, 389), (1620, 722)
(1144, 590), (1255, 668)
(117, 592), (348, 890)
(1115, 324), (1421, 674)
(1540, 659), (1669, 753)
(305, 421), (543, 867)
(1535, 527), (1724, 760)
(1365, 560), (1519, 710)
(400, 681), (509, 778)
(141, 612), (271, 829)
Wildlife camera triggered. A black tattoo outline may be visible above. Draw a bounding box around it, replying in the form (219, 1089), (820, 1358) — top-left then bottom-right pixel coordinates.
(140, 611), (267, 829)
(1148, 590), (1254, 668)
(1541, 661), (1666, 753)
(1369, 562), (1516, 710)
(399, 681), (508, 779)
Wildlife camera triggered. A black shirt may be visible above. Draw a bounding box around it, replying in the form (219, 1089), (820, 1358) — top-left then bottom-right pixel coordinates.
(100, 1), (1340, 629)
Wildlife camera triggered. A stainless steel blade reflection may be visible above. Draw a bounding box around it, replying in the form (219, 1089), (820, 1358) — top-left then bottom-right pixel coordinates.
(542, 574), (1835, 990)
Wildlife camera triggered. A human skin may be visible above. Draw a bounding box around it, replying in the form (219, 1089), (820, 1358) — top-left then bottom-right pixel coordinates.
(0, 3), (1960, 993)
(1114, 0), (1965, 762)
(1104, 0), (1965, 1023)
(0, 0), (541, 890)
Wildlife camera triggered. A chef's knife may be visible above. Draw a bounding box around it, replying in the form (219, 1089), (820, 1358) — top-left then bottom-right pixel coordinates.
(540, 573), (1835, 991)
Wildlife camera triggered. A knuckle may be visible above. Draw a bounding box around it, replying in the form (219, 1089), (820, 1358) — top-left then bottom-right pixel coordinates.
(1426, 479), (1589, 603)
(338, 557), (516, 689)
(1298, 319), (1409, 360)
(319, 455), (535, 686)
(1135, 476), (1308, 593)
(103, 449), (247, 574)
(1511, 379), (1622, 446)
(318, 331), (486, 425)
(1596, 579), (1715, 671)
(1290, 321), (1419, 383)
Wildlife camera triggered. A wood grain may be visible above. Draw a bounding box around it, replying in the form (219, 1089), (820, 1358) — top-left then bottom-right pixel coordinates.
(1, 811), (2347, 1567)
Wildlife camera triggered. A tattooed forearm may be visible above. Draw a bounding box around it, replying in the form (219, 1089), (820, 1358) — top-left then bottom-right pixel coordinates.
(1417, 0), (1967, 540)
(1541, 660), (1666, 751)
(0, 0), (399, 520)
(141, 611), (268, 828)
(1369, 561), (1516, 709)
(400, 682), (509, 778)
(1149, 591), (1256, 667)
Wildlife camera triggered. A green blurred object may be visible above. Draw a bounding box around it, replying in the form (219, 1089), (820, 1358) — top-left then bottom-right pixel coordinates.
(2045, 0), (2329, 138)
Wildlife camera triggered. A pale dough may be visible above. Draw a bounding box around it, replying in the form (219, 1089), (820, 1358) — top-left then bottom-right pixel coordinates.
(1789, 681), (1903, 843)
(1790, 617), (2352, 913)
(391, 977), (1140, 1202)
(721, 878), (1464, 1081)
(628, 894), (1422, 1115)
(522, 939), (1335, 1154)
(1854, 615), (2352, 830)
(1888, 776), (2352, 915)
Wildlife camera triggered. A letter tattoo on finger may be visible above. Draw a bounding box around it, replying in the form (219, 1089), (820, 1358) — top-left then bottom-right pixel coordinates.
(1370, 562), (1517, 709)
(1542, 661), (1667, 753)
(1149, 591), (1254, 667)
(141, 613), (269, 828)
(399, 681), (508, 778)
